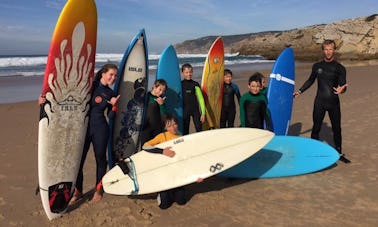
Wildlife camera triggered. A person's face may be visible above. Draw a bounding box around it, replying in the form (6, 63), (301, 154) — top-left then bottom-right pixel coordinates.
(182, 68), (193, 80)
(224, 73), (232, 84)
(323, 44), (335, 62)
(101, 68), (117, 85)
(152, 84), (166, 97)
(261, 77), (266, 88)
(165, 120), (178, 134)
(248, 81), (261, 95)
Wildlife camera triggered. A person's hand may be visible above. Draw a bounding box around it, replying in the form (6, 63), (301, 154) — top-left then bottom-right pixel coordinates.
(196, 177), (203, 183)
(108, 95), (121, 105)
(155, 96), (166, 105)
(333, 84), (348, 94)
(38, 95), (46, 105)
(162, 147), (175, 157)
(293, 91), (300, 98)
(200, 115), (205, 123)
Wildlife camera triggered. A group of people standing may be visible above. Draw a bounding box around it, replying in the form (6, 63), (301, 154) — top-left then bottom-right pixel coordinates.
(39, 39), (349, 210)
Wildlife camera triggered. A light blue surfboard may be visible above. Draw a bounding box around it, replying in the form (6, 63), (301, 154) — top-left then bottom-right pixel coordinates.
(267, 47), (295, 135)
(219, 136), (340, 178)
(108, 29), (148, 168)
(156, 45), (183, 134)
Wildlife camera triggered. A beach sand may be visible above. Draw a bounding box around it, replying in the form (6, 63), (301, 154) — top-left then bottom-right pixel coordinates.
(0, 63), (377, 226)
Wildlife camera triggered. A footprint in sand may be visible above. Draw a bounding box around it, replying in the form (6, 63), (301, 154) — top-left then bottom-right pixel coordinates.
(0, 197), (6, 206)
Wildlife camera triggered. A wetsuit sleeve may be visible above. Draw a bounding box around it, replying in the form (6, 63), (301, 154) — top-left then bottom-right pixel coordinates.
(195, 86), (206, 115)
(239, 94), (246, 127)
(232, 83), (241, 104)
(159, 102), (166, 117)
(338, 64), (347, 93)
(142, 133), (164, 154)
(299, 64), (317, 93)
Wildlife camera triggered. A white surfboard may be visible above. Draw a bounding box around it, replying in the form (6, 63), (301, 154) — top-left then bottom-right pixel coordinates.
(102, 128), (274, 195)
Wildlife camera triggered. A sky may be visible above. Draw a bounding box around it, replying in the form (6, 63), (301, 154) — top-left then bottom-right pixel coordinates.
(0, 0), (377, 55)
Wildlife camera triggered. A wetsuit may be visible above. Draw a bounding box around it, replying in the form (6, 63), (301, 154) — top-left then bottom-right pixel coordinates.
(140, 91), (166, 146)
(76, 81), (117, 193)
(298, 60), (346, 153)
(181, 79), (206, 135)
(143, 132), (186, 209)
(220, 82), (241, 128)
(240, 92), (271, 130)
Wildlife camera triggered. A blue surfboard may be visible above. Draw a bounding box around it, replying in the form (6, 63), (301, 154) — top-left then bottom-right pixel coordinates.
(108, 29), (148, 168)
(267, 47), (295, 135)
(156, 45), (183, 134)
(219, 136), (340, 178)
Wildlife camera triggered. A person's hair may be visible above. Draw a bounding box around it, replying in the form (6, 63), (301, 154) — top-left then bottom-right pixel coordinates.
(181, 63), (193, 72)
(322, 39), (336, 50)
(164, 113), (178, 127)
(224, 68), (233, 76)
(94, 63), (118, 82)
(249, 73), (262, 85)
(152, 79), (167, 90)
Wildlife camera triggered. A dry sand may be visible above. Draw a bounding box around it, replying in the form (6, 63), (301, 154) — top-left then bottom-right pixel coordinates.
(0, 62), (377, 226)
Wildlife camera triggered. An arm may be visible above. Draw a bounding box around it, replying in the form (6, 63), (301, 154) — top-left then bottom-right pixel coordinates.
(294, 64), (317, 98)
(195, 86), (206, 116)
(142, 133), (175, 157)
(239, 95), (246, 127)
(231, 83), (241, 104)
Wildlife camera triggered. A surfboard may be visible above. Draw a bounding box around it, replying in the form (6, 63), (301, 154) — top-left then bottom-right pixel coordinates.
(201, 37), (224, 130)
(38, 0), (97, 220)
(156, 45), (183, 134)
(102, 128), (274, 195)
(267, 47), (295, 135)
(108, 29), (148, 167)
(219, 136), (340, 178)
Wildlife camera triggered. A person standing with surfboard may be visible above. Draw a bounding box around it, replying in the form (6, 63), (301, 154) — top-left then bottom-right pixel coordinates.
(70, 64), (120, 204)
(293, 39), (350, 163)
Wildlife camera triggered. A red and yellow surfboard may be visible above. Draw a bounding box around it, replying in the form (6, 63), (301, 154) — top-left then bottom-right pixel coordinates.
(38, 0), (97, 220)
(201, 37), (225, 129)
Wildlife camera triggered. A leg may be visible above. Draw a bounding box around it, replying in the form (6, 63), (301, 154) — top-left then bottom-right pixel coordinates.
(328, 104), (342, 153)
(228, 108), (236, 128)
(183, 111), (190, 135)
(220, 108), (227, 128)
(157, 190), (173, 209)
(173, 187), (186, 205)
(311, 99), (326, 140)
(192, 110), (202, 132)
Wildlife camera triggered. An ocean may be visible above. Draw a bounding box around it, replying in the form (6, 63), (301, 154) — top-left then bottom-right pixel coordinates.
(0, 53), (274, 103)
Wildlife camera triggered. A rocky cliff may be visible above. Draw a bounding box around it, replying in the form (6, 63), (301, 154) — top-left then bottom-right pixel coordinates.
(174, 14), (378, 61)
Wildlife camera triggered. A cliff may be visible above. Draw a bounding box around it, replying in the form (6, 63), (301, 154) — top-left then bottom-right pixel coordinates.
(174, 14), (378, 61)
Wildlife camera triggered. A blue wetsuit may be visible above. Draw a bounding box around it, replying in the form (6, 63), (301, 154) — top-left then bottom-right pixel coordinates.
(220, 82), (241, 128)
(76, 81), (117, 192)
(298, 60), (346, 153)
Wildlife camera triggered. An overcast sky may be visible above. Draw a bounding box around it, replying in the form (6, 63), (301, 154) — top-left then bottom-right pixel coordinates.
(0, 0), (377, 55)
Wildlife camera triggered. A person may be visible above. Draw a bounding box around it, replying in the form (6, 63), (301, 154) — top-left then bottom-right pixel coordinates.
(142, 114), (202, 209)
(140, 79), (167, 146)
(293, 39), (349, 163)
(181, 63), (206, 135)
(240, 73), (271, 130)
(256, 72), (268, 98)
(220, 69), (241, 128)
(67, 63), (120, 204)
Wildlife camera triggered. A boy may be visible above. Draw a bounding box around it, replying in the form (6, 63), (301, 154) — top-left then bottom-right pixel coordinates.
(240, 73), (271, 130)
(220, 69), (241, 128)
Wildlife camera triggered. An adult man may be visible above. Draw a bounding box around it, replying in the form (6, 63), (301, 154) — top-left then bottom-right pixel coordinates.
(294, 40), (350, 163)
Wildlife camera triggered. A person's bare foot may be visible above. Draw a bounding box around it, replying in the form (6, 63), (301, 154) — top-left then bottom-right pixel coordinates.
(91, 190), (103, 202)
(68, 188), (82, 206)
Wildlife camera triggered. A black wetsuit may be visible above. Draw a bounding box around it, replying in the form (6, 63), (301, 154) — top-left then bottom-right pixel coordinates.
(76, 81), (117, 193)
(240, 92), (271, 130)
(220, 82), (241, 128)
(140, 91), (166, 146)
(299, 60), (346, 153)
(181, 79), (203, 135)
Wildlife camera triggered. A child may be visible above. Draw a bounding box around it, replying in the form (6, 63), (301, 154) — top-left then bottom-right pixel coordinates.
(240, 73), (271, 130)
(256, 72), (268, 98)
(142, 114), (186, 209)
(140, 79), (167, 146)
(181, 63), (206, 135)
(220, 69), (241, 128)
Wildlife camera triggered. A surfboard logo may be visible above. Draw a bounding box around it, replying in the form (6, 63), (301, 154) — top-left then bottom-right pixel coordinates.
(173, 138), (184, 144)
(209, 163), (224, 172)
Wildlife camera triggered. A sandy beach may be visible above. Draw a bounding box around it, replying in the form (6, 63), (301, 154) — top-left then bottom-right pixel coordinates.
(0, 62), (377, 226)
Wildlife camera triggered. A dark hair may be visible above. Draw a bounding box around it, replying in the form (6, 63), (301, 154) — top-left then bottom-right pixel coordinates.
(94, 63), (118, 82)
(181, 63), (193, 72)
(322, 39), (336, 50)
(224, 68), (233, 76)
(249, 73), (262, 85)
(152, 79), (167, 90)
(163, 113), (178, 125)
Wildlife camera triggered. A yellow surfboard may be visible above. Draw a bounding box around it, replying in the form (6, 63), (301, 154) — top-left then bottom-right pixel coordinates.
(38, 0), (97, 220)
(201, 37), (224, 130)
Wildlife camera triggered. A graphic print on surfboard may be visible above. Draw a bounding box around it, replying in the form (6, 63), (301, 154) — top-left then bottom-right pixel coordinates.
(201, 37), (224, 130)
(38, 0), (97, 220)
(219, 136), (340, 178)
(156, 45), (183, 134)
(267, 47), (295, 135)
(108, 29), (148, 167)
(103, 128), (274, 195)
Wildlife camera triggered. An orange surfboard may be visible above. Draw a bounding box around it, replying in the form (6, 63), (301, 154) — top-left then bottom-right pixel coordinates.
(38, 0), (97, 220)
(201, 37), (224, 129)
